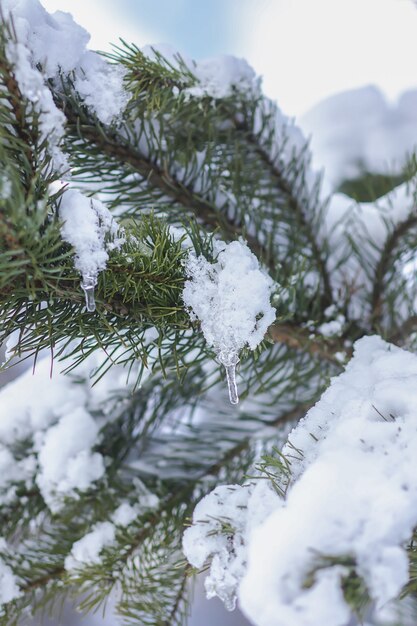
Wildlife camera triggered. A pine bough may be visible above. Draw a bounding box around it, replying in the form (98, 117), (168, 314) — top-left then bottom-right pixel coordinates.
(1, 1), (417, 625)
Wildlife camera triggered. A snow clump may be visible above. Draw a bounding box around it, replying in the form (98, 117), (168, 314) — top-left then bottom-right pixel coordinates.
(185, 336), (417, 626)
(183, 239), (276, 357)
(2, 0), (129, 169)
(0, 353), (126, 513)
(35, 408), (105, 513)
(187, 55), (259, 99)
(183, 481), (280, 611)
(59, 188), (124, 291)
(65, 499), (159, 571)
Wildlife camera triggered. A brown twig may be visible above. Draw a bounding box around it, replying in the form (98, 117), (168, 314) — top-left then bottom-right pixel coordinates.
(267, 322), (350, 366)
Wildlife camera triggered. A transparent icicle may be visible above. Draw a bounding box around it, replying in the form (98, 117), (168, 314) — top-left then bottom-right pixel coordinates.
(81, 274), (97, 312)
(218, 349), (240, 405)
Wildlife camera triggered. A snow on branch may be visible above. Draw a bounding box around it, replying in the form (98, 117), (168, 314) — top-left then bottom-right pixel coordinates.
(183, 239), (276, 355)
(324, 180), (417, 322)
(183, 239), (276, 402)
(184, 336), (417, 626)
(2, 0), (129, 170)
(186, 54), (259, 99)
(65, 498), (158, 572)
(0, 353), (125, 513)
(59, 188), (124, 311)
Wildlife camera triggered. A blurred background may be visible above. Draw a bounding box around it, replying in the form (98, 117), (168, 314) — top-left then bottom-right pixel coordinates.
(38, 0), (417, 117)
(4, 0), (417, 624)
(38, 0), (417, 191)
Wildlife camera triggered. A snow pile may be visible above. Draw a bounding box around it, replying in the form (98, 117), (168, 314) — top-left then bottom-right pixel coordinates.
(0, 551), (21, 606)
(187, 55), (258, 99)
(140, 45), (258, 100)
(35, 408), (105, 512)
(323, 182), (416, 319)
(301, 86), (417, 189)
(2, 0), (90, 76)
(59, 189), (124, 288)
(3, 0), (128, 168)
(4, 38), (67, 171)
(317, 313), (345, 338)
(183, 239), (275, 356)
(73, 52), (128, 126)
(0, 354), (126, 512)
(183, 481), (280, 611)
(65, 522), (116, 569)
(185, 336), (417, 626)
(65, 499), (158, 570)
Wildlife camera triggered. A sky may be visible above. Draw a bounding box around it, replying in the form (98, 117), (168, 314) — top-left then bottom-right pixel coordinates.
(40, 0), (417, 117)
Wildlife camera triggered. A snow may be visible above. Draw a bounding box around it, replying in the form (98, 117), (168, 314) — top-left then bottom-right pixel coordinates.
(0, 557), (21, 606)
(0, 353), (128, 512)
(65, 521), (116, 569)
(3, 0), (128, 170)
(5, 39), (67, 171)
(183, 239), (276, 356)
(187, 55), (258, 99)
(183, 238), (276, 403)
(0, 174), (12, 201)
(65, 498), (158, 571)
(0, 446), (35, 503)
(2, 329), (20, 365)
(317, 314), (345, 338)
(2, 0), (90, 77)
(111, 502), (138, 527)
(183, 481), (280, 611)
(0, 362), (84, 446)
(323, 181), (416, 320)
(140, 45), (258, 101)
(185, 336), (417, 626)
(300, 86), (417, 189)
(35, 408), (105, 513)
(59, 188), (124, 287)
(73, 51), (128, 126)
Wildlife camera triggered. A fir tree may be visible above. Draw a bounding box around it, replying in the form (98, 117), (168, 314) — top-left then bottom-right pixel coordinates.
(1, 2), (417, 626)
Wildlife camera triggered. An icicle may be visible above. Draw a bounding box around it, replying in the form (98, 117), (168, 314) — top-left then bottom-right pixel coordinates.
(81, 274), (97, 312)
(218, 349), (240, 405)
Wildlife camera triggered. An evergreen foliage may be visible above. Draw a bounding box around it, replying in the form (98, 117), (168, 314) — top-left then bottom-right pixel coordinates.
(1, 4), (417, 625)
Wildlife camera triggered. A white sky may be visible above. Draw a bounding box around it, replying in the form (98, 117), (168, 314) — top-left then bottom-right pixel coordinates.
(239, 0), (417, 115)
(40, 0), (159, 50)
(40, 0), (417, 117)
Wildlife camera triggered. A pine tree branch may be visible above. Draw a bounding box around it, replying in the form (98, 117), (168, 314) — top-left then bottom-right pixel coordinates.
(100, 42), (331, 301)
(12, 401), (310, 603)
(121, 400), (311, 563)
(371, 213), (417, 329)
(62, 114), (272, 268)
(23, 566), (64, 592)
(0, 56), (37, 187)
(1, 265), (347, 367)
(162, 569), (190, 626)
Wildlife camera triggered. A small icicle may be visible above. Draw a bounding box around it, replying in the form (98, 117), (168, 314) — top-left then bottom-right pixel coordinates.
(81, 274), (97, 312)
(218, 349), (240, 405)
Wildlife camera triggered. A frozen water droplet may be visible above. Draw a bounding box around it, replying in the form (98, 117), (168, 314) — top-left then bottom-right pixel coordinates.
(81, 275), (97, 312)
(218, 350), (240, 405)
